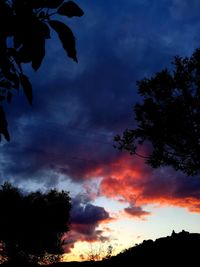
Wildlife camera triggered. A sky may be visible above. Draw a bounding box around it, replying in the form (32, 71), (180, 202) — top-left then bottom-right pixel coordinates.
(1, 0), (200, 262)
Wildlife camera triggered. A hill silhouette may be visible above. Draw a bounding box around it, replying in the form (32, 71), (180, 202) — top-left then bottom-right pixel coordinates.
(2, 230), (200, 266)
(110, 230), (200, 266)
(50, 230), (200, 267)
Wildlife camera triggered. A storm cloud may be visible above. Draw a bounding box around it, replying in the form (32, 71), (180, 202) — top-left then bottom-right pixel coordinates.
(0, 0), (200, 255)
(62, 194), (111, 253)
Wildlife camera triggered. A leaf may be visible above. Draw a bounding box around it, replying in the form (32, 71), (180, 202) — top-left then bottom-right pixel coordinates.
(31, 22), (51, 71)
(18, 21), (49, 70)
(18, 45), (32, 63)
(58, 1), (84, 18)
(31, 0), (64, 9)
(49, 20), (77, 62)
(0, 2), (14, 36)
(0, 106), (10, 142)
(32, 38), (46, 71)
(39, 22), (51, 39)
(20, 74), (33, 105)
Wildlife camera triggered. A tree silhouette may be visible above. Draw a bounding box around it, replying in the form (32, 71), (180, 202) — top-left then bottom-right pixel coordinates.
(86, 243), (114, 262)
(115, 48), (200, 175)
(0, 0), (84, 141)
(0, 182), (71, 264)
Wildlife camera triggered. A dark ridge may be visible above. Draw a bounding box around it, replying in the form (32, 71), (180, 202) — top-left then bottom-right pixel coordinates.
(2, 231), (200, 267)
(52, 230), (200, 267)
(110, 230), (200, 265)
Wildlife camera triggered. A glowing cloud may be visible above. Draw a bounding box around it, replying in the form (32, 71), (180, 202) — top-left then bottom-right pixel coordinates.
(78, 154), (200, 215)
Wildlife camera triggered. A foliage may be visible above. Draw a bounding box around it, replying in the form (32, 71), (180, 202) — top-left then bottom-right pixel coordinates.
(0, 0), (84, 141)
(86, 243), (114, 262)
(102, 245), (113, 260)
(0, 182), (71, 264)
(115, 48), (200, 175)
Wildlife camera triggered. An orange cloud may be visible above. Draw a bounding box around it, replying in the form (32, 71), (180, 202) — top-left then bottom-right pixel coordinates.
(82, 154), (200, 214)
(62, 153), (200, 254)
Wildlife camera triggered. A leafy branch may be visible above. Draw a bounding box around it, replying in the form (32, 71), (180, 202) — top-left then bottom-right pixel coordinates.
(0, 0), (84, 141)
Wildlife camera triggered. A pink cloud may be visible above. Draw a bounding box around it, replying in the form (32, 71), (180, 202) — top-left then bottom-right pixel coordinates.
(124, 205), (151, 218)
(79, 154), (200, 214)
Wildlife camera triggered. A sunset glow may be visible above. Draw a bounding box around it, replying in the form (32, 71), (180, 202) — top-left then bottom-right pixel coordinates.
(1, 0), (200, 263)
(59, 154), (200, 261)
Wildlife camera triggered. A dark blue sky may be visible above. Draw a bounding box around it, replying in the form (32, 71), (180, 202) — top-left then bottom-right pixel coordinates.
(1, 0), (200, 257)
(2, 0), (200, 186)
